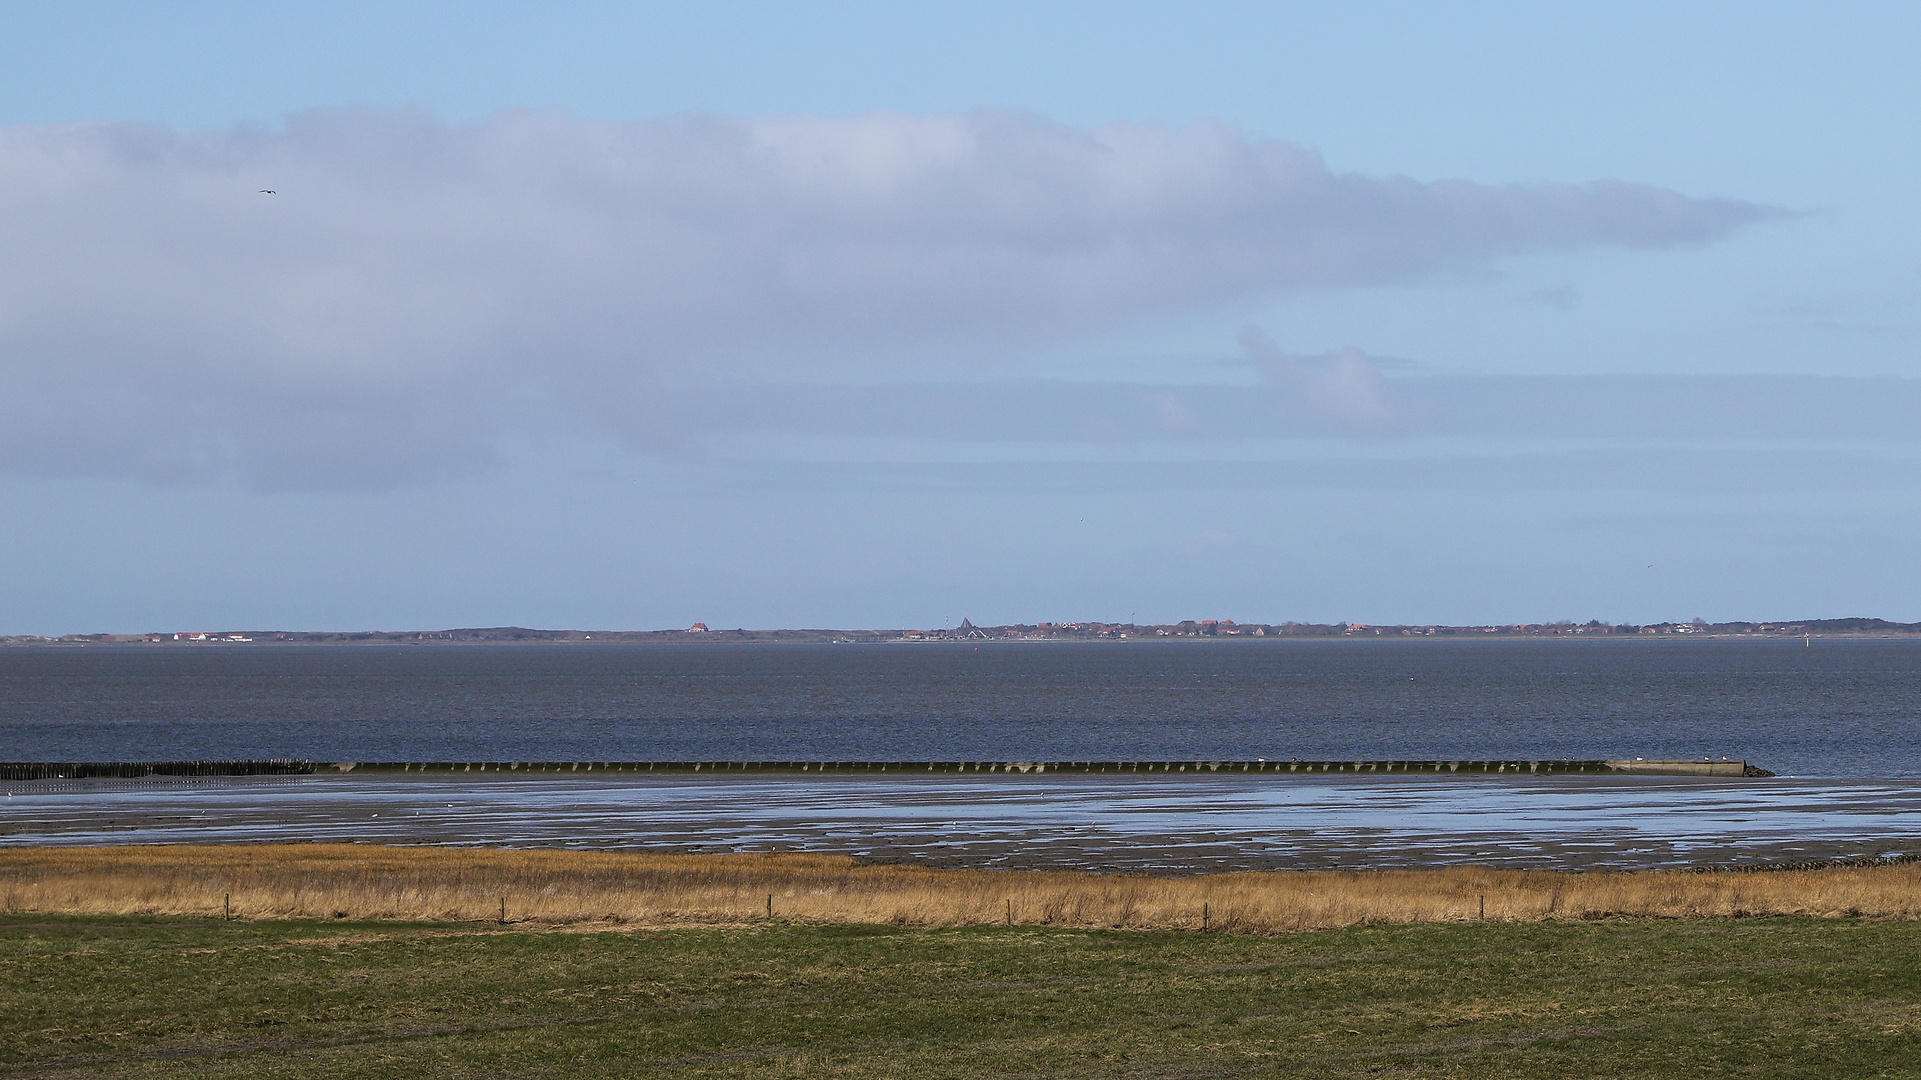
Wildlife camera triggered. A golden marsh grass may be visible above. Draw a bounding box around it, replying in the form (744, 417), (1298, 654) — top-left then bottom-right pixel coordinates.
(4, 845), (1918, 931)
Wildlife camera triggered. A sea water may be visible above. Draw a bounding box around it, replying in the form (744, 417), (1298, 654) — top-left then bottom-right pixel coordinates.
(1, 637), (1917, 774)
(4, 638), (1919, 868)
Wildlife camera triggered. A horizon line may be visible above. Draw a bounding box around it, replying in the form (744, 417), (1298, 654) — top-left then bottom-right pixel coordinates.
(8, 616), (1918, 643)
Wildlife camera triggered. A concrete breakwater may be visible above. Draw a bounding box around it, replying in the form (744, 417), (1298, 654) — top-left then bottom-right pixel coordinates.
(1, 758), (1771, 781)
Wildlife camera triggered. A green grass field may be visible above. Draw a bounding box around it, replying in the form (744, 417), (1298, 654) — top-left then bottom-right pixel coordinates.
(5, 914), (1920, 1078)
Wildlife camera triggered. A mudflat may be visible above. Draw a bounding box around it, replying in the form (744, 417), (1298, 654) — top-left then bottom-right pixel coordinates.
(9, 773), (1920, 872)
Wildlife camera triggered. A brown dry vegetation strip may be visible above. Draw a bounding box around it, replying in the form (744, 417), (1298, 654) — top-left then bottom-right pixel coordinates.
(3, 844), (1919, 930)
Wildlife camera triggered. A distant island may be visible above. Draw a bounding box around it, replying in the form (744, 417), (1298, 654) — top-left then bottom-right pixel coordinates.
(8, 616), (1921, 645)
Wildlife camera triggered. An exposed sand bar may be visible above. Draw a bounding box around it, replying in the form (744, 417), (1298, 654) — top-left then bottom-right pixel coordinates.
(3, 845), (1918, 930)
(4, 773), (1917, 872)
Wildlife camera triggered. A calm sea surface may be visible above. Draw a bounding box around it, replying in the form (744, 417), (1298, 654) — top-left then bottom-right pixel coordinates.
(2, 638), (1917, 775)
(6, 639), (1920, 868)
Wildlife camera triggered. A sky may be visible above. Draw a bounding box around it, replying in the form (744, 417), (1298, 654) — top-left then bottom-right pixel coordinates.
(2, 1), (1919, 633)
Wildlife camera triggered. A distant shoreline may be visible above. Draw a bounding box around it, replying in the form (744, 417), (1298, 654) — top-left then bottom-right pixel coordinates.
(7, 617), (1921, 646)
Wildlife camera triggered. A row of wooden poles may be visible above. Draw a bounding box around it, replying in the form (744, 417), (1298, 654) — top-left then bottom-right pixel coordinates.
(205, 894), (1514, 930)
(2, 759), (1710, 781)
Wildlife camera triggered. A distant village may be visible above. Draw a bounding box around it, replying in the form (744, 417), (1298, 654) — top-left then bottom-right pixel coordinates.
(883, 617), (1915, 640)
(7, 615), (1921, 646)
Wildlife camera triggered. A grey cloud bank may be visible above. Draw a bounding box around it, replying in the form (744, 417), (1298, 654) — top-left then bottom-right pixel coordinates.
(0, 108), (1776, 488)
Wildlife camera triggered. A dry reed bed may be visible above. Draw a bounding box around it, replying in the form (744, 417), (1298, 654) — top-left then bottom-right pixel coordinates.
(2, 845), (1916, 932)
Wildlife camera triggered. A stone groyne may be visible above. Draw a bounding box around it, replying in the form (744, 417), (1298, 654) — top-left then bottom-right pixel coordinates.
(1, 758), (1772, 781)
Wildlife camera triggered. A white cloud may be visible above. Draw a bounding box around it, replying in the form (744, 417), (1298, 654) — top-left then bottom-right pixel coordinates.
(1239, 328), (1400, 431)
(0, 107), (1777, 487)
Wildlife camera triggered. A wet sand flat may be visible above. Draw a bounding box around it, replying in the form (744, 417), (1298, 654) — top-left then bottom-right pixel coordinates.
(5, 773), (1919, 871)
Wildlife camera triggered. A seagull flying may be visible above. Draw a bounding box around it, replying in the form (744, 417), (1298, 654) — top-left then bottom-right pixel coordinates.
(259, 189), (276, 194)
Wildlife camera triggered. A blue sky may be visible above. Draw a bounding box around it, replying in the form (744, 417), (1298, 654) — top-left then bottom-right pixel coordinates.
(2, 2), (1918, 632)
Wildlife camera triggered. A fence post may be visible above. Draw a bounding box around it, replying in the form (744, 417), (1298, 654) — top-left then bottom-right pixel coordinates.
(224, 893), (231, 922)
(1005, 898), (1012, 926)
(766, 893), (773, 919)
(1479, 895), (1485, 920)
(1202, 902), (1209, 931)
(499, 897), (507, 925)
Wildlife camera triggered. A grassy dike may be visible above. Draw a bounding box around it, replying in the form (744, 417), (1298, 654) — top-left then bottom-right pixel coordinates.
(5, 914), (1921, 1078)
